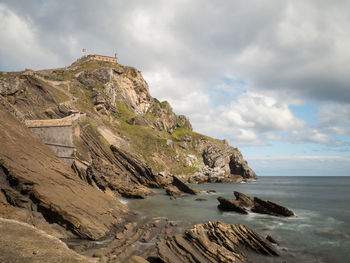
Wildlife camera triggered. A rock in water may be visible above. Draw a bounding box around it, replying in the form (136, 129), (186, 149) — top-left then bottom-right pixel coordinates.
(217, 197), (248, 214)
(165, 175), (200, 197)
(234, 191), (254, 207)
(251, 197), (294, 217)
(155, 221), (278, 263)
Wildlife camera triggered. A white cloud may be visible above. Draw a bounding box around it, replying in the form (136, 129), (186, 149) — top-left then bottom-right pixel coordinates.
(291, 128), (329, 143)
(1, 0), (349, 153)
(0, 3), (59, 70)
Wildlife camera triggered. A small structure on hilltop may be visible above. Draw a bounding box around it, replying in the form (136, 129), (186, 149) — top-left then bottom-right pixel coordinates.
(87, 53), (118, 63)
(24, 112), (86, 166)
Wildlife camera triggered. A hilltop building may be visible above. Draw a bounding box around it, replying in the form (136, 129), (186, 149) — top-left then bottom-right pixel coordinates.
(87, 54), (118, 63)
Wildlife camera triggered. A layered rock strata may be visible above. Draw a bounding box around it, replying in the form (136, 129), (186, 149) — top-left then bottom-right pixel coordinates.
(0, 105), (130, 240)
(217, 191), (294, 217)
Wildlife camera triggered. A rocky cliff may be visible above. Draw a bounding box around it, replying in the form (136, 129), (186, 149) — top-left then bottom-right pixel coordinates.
(0, 57), (266, 262)
(0, 56), (256, 198)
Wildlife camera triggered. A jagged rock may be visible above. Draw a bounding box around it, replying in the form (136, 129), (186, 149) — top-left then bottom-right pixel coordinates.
(207, 189), (217, 193)
(0, 106), (130, 240)
(171, 176), (200, 195)
(234, 191), (254, 207)
(1, 186), (30, 208)
(155, 221), (278, 263)
(164, 185), (182, 197)
(164, 176), (200, 197)
(148, 100), (192, 133)
(195, 198), (207, 201)
(202, 143), (257, 180)
(217, 197), (248, 214)
(126, 116), (149, 126)
(266, 235), (279, 245)
(110, 145), (159, 188)
(251, 197), (294, 217)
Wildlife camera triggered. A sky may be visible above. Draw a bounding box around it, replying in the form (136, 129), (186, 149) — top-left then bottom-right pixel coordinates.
(0, 0), (349, 176)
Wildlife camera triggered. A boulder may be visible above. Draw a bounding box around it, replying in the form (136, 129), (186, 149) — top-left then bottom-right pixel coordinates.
(171, 176), (200, 195)
(251, 197), (294, 217)
(164, 185), (182, 198)
(217, 197), (248, 214)
(234, 191), (254, 207)
(126, 116), (150, 127)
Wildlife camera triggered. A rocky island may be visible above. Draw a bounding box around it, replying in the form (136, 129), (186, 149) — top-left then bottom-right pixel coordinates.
(0, 55), (287, 262)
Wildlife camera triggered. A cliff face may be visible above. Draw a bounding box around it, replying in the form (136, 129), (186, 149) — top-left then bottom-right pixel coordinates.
(0, 105), (131, 240)
(0, 57), (256, 203)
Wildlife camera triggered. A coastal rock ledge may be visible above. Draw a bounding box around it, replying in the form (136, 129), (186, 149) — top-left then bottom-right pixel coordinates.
(155, 221), (279, 263)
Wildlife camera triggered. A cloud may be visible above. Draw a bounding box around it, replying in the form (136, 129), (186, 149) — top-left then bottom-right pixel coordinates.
(0, 0), (349, 152)
(0, 3), (60, 70)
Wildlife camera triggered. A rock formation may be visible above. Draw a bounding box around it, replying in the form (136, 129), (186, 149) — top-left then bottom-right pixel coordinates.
(217, 197), (249, 214)
(217, 191), (294, 217)
(251, 197), (295, 217)
(234, 191), (254, 207)
(0, 57), (257, 197)
(155, 221), (279, 263)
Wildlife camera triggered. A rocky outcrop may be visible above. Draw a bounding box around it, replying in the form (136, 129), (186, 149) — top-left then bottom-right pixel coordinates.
(155, 221), (278, 263)
(234, 191), (254, 207)
(217, 197), (248, 214)
(251, 197), (294, 217)
(202, 143), (256, 180)
(218, 191), (294, 217)
(76, 66), (152, 115)
(164, 175), (200, 197)
(0, 105), (131, 240)
(72, 119), (157, 199)
(147, 99), (192, 133)
(0, 57), (257, 194)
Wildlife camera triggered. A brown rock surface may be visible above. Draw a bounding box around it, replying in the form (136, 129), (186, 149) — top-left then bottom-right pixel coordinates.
(155, 221), (278, 263)
(251, 197), (294, 217)
(0, 105), (130, 240)
(217, 197), (248, 214)
(234, 191), (254, 207)
(0, 218), (97, 263)
(164, 175), (201, 197)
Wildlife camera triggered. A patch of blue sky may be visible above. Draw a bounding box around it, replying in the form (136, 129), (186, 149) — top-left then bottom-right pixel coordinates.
(208, 76), (248, 107)
(220, 76), (246, 86)
(240, 141), (332, 157)
(289, 101), (320, 125)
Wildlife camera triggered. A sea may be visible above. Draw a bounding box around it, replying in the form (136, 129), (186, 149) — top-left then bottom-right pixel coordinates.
(126, 176), (350, 263)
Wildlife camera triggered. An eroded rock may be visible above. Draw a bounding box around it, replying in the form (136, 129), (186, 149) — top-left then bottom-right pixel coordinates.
(217, 197), (248, 214)
(251, 197), (294, 217)
(155, 221), (278, 263)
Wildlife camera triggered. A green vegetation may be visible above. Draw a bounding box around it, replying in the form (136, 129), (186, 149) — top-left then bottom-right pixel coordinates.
(70, 85), (95, 115)
(114, 102), (135, 121)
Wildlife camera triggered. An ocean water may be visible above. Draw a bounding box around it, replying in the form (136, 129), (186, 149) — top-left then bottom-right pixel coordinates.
(126, 176), (350, 263)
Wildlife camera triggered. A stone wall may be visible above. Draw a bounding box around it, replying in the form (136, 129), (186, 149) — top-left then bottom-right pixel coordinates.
(24, 114), (85, 166)
(28, 126), (74, 166)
